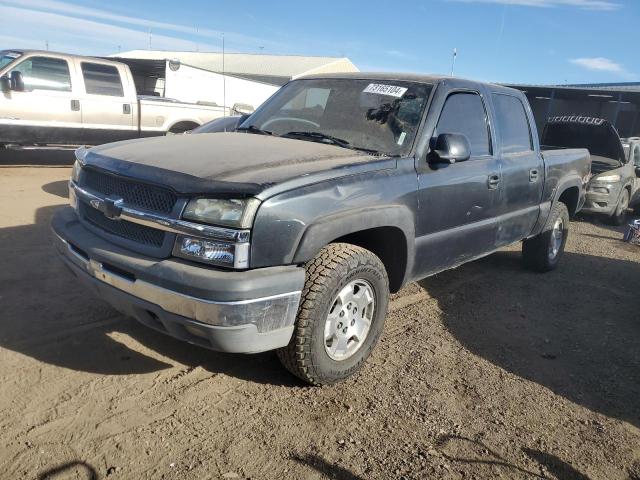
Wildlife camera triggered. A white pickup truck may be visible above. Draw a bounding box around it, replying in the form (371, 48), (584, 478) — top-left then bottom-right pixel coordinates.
(0, 50), (232, 147)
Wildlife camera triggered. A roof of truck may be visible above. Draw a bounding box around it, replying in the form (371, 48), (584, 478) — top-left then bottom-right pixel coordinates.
(297, 72), (521, 94)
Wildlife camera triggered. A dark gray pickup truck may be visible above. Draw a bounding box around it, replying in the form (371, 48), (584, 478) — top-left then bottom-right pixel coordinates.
(52, 74), (591, 385)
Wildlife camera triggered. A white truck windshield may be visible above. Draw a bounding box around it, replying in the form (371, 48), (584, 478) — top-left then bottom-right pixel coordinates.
(243, 79), (432, 156)
(0, 51), (22, 69)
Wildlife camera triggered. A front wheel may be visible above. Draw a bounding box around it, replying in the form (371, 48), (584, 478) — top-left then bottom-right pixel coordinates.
(522, 202), (569, 272)
(608, 188), (630, 226)
(277, 243), (389, 386)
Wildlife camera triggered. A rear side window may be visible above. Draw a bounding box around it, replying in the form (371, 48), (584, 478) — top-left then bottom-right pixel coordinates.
(81, 63), (124, 96)
(493, 94), (533, 154)
(436, 92), (491, 157)
(10, 56), (71, 92)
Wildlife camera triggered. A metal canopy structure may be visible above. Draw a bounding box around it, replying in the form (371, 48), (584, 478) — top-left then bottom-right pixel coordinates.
(506, 83), (640, 139)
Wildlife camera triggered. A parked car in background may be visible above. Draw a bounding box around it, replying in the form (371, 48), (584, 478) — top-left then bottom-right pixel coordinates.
(190, 115), (246, 134)
(542, 116), (640, 225)
(52, 74), (591, 385)
(0, 50), (232, 147)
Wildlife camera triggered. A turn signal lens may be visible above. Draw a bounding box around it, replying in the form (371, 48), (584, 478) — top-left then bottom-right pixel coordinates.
(174, 235), (249, 268)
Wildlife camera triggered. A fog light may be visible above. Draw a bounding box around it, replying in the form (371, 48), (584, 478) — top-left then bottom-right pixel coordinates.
(174, 235), (249, 268)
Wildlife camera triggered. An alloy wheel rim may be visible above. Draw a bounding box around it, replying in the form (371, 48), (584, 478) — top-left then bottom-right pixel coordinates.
(324, 279), (375, 361)
(618, 191), (629, 215)
(548, 218), (564, 260)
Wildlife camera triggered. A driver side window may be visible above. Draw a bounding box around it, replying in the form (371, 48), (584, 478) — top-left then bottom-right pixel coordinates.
(10, 56), (72, 92)
(436, 92), (491, 157)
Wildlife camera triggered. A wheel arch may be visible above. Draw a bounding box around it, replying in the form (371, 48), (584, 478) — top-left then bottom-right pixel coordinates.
(292, 207), (415, 293)
(167, 120), (201, 134)
(557, 185), (580, 217)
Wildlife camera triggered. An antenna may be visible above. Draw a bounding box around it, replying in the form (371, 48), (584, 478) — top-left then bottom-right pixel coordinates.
(45, 40), (49, 51)
(148, 29), (152, 50)
(222, 33), (226, 117)
(450, 48), (457, 77)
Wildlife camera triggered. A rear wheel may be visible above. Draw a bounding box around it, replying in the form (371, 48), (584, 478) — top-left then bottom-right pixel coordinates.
(522, 202), (569, 272)
(608, 188), (630, 226)
(277, 243), (389, 386)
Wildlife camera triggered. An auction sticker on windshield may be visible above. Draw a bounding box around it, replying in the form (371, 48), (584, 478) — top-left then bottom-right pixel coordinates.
(363, 84), (408, 97)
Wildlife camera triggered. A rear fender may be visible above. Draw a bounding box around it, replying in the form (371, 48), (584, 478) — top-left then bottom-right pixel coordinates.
(530, 176), (583, 236)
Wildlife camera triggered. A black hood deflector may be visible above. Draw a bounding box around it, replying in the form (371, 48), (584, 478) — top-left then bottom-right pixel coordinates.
(82, 152), (263, 197)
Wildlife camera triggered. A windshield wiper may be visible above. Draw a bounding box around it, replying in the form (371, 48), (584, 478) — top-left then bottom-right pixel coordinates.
(282, 131), (351, 148)
(236, 125), (273, 135)
(283, 131), (397, 157)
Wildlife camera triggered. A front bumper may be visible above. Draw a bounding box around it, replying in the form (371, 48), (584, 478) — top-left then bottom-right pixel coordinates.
(52, 207), (304, 353)
(581, 182), (623, 216)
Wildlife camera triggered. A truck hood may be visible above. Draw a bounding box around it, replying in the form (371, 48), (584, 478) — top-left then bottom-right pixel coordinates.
(83, 132), (393, 197)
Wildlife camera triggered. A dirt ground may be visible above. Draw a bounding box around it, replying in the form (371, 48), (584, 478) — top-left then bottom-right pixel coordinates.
(1, 157), (639, 480)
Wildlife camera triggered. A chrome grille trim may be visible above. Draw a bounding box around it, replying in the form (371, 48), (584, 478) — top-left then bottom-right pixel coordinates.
(71, 181), (250, 243)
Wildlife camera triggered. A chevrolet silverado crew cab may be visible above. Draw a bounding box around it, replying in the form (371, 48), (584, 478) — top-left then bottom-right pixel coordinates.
(0, 50), (230, 147)
(52, 74), (591, 385)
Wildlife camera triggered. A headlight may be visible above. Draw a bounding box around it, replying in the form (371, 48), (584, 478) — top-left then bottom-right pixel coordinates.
(182, 198), (260, 228)
(596, 174), (621, 182)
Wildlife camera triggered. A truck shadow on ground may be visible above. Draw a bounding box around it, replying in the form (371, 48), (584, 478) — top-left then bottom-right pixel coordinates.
(0, 204), (299, 386)
(418, 247), (640, 429)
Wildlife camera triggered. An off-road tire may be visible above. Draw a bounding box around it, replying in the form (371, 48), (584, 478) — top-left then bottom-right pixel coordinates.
(607, 188), (630, 226)
(522, 201), (569, 272)
(277, 243), (389, 386)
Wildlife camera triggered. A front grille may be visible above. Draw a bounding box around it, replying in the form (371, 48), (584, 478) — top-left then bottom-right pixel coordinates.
(81, 203), (165, 248)
(81, 169), (177, 214)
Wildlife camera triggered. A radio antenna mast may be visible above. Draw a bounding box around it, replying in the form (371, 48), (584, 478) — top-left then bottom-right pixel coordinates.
(450, 48), (457, 77)
(222, 33), (226, 117)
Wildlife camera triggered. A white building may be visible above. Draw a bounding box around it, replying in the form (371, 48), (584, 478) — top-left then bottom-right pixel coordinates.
(111, 50), (359, 113)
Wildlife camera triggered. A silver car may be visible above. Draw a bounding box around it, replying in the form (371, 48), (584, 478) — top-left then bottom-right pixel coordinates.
(542, 116), (640, 225)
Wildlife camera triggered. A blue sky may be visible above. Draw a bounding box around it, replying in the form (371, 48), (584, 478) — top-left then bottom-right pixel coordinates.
(1, 0), (637, 85)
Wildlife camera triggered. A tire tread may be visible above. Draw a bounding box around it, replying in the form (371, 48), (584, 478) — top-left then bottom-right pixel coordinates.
(277, 243), (388, 386)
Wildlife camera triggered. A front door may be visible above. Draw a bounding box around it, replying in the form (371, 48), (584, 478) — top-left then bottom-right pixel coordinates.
(414, 90), (501, 277)
(0, 55), (82, 144)
(75, 60), (135, 144)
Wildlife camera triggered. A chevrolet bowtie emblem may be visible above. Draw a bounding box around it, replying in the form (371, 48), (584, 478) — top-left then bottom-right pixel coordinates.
(90, 195), (124, 220)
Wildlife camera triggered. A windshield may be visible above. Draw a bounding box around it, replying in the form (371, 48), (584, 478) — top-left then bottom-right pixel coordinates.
(242, 79), (432, 156)
(0, 51), (22, 69)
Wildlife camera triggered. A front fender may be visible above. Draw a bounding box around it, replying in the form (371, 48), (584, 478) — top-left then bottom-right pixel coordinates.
(293, 205), (415, 260)
(249, 163), (418, 274)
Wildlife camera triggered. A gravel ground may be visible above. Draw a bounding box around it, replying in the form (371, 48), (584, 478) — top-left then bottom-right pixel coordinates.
(0, 162), (639, 480)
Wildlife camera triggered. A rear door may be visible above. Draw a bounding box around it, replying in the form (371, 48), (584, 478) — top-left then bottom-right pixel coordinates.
(414, 87), (501, 276)
(75, 60), (136, 144)
(491, 92), (544, 245)
(0, 54), (82, 144)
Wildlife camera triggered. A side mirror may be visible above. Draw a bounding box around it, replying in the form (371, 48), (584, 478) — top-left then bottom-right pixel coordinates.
(9, 71), (24, 92)
(635, 166), (640, 177)
(429, 133), (471, 164)
(0, 75), (9, 92)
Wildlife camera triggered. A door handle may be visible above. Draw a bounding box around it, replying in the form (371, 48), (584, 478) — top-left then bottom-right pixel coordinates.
(70, 99), (80, 111)
(487, 173), (500, 190)
(123, 104), (131, 114)
(529, 168), (539, 182)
